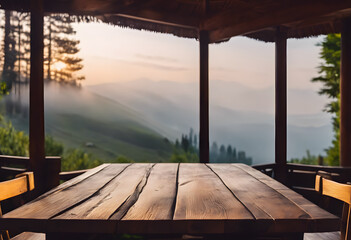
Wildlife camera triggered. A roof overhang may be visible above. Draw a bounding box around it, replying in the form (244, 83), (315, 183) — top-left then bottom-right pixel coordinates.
(1, 0), (351, 43)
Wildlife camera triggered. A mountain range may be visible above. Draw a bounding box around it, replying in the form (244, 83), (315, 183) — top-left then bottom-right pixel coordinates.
(2, 79), (333, 165)
(87, 79), (333, 164)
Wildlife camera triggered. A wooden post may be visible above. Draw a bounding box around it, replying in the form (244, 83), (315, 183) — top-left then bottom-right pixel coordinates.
(29, 0), (46, 194)
(340, 17), (351, 167)
(199, 30), (209, 163)
(275, 27), (287, 183)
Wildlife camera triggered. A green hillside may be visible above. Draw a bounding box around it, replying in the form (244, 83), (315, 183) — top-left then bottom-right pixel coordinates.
(44, 113), (172, 162)
(2, 84), (173, 162)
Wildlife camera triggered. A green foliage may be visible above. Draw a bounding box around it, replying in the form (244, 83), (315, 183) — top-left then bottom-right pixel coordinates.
(61, 148), (102, 171)
(112, 156), (134, 163)
(171, 129), (199, 163)
(312, 34), (341, 165)
(170, 151), (199, 163)
(0, 118), (103, 171)
(45, 135), (64, 156)
(0, 120), (29, 156)
(0, 82), (9, 95)
(289, 150), (318, 165)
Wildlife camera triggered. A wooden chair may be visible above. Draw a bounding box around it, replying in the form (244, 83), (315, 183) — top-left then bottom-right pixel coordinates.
(304, 172), (351, 240)
(0, 172), (45, 240)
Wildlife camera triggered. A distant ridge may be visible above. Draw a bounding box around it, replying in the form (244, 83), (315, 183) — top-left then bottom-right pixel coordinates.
(2, 83), (173, 162)
(88, 79), (333, 164)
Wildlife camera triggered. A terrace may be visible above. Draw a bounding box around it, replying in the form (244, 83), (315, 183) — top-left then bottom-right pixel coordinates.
(0, 0), (351, 239)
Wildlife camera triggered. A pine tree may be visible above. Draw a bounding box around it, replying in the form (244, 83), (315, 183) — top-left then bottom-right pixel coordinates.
(2, 10), (17, 90)
(188, 128), (193, 147)
(210, 141), (219, 163)
(219, 144), (226, 162)
(311, 34), (341, 165)
(47, 14), (84, 85)
(193, 134), (197, 149)
(226, 145), (233, 162)
(232, 148), (237, 161)
(1, 12), (85, 88)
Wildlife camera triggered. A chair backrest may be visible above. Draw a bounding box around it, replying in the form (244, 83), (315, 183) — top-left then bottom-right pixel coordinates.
(315, 172), (351, 240)
(0, 172), (35, 240)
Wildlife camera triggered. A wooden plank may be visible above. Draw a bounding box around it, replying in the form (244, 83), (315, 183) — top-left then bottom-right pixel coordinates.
(235, 164), (339, 232)
(235, 164), (290, 190)
(0, 155), (29, 167)
(0, 172), (34, 201)
(319, 178), (351, 205)
(3, 164), (129, 220)
(209, 164), (310, 219)
(11, 232), (45, 240)
(59, 169), (88, 181)
(278, 189), (340, 232)
(37, 164), (109, 200)
(287, 163), (351, 174)
(55, 163), (154, 220)
(304, 232), (340, 240)
(123, 163), (178, 220)
(120, 163), (178, 234)
(173, 163), (254, 234)
(288, 170), (316, 188)
(208, 164), (315, 234)
(0, 166), (26, 176)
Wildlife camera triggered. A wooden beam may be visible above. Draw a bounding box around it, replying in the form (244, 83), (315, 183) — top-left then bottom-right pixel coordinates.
(199, 30), (209, 163)
(29, 0), (46, 194)
(207, 0), (351, 43)
(114, 12), (198, 29)
(0, 0), (200, 28)
(275, 27), (287, 183)
(340, 17), (351, 167)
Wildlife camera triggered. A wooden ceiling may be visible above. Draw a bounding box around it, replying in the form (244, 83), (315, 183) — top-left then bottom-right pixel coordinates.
(1, 0), (351, 43)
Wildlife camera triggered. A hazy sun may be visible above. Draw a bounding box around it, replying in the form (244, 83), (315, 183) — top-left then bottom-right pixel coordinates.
(53, 61), (66, 71)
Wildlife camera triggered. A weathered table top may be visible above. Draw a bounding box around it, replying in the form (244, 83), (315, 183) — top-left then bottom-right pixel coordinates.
(0, 163), (340, 236)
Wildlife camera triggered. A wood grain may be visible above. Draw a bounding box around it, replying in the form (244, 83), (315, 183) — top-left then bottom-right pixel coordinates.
(0, 163), (341, 236)
(55, 163), (154, 220)
(38, 163), (109, 200)
(3, 164), (129, 219)
(208, 164), (317, 234)
(123, 163), (178, 220)
(235, 164), (290, 190)
(173, 163), (253, 234)
(0, 172), (34, 201)
(236, 164), (339, 232)
(304, 231), (340, 240)
(318, 177), (351, 205)
(208, 164), (310, 220)
(119, 163), (178, 234)
(11, 232), (45, 240)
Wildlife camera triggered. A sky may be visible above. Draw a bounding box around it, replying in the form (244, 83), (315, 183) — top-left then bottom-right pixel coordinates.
(72, 22), (333, 161)
(73, 22), (324, 91)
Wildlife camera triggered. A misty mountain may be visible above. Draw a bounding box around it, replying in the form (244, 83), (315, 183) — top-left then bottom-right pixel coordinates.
(87, 79), (333, 164)
(2, 83), (173, 162)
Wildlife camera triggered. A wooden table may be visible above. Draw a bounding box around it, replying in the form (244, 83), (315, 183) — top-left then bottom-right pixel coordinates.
(0, 163), (340, 239)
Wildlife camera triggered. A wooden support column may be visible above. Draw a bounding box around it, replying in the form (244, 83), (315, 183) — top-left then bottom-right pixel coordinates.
(29, 0), (46, 194)
(275, 27), (287, 183)
(199, 30), (209, 163)
(340, 17), (351, 167)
